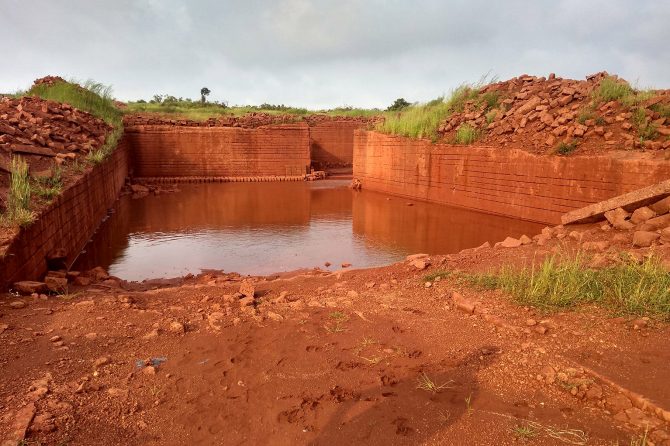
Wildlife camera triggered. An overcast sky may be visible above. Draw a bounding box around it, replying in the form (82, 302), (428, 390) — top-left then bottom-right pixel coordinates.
(1, 0), (668, 109)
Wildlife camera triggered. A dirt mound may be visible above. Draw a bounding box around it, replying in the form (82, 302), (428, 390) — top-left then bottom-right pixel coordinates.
(439, 72), (670, 155)
(123, 112), (378, 129)
(0, 96), (111, 173)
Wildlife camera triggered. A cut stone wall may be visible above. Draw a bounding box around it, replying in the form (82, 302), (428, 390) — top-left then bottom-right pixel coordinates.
(125, 124), (311, 178)
(353, 131), (670, 224)
(0, 138), (129, 286)
(310, 121), (365, 168)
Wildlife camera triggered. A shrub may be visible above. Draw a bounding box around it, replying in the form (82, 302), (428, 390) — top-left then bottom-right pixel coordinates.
(554, 141), (577, 156)
(386, 98), (411, 112)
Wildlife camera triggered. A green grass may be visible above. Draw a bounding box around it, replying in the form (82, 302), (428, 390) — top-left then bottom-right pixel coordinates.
(576, 108), (595, 124)
(464, 254), (670, 318)
(454, 123), (480, 144)
(27, 79), (123, 162)
(416, 373), (453, 393)
(554, 141), (577, 156)
(593, 77), (635, 104)
(593, 76), (657, 109)
(650, 103), (670, 118)
(512, 424), (538, 440)
(376, 96), (454, 140)
(1, 157), (35, 227)
(375, 75), (500, 141)
(423, 270), (451, 282)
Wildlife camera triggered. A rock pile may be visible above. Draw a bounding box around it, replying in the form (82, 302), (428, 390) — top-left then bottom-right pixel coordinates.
(123, 113), (379, 129)
(31, 76), (67, 88)
(438, 72), (670, 154)
(0, 96), (111, 169)
(493, 194), (670, 270)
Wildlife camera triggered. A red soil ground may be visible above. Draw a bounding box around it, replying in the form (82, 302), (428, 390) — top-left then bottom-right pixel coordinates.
(2, 212), (670, 445)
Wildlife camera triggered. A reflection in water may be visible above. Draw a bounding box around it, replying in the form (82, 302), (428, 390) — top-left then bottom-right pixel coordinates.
(74, 180), (543, 280)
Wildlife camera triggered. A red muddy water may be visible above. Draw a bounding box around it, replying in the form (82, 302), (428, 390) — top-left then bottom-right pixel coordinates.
(74, 180), (543, 280)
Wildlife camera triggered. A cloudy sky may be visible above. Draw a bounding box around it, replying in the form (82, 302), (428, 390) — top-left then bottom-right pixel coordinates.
(1, 0), (668, 109)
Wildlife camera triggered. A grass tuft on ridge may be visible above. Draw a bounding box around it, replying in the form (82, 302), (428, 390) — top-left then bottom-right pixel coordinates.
(465, 254), (670, 318)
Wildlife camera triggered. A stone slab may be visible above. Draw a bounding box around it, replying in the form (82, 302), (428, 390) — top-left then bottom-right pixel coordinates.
(561, 179), (670, 225)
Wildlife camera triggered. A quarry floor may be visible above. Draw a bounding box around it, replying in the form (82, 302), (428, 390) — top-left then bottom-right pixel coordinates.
(1, 226), (669, 446)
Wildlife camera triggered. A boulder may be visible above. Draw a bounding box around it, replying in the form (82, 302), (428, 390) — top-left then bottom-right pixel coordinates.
(582, 241), (609, 252)
(406, 253), (429, 262)
(632, 231), (660, 247)
(630, 206), (656, 224)
(239, 281), (255, 298)
(650, 196), (670, 215)
(411, 259), (430, 270)
(130, 184), (150, 194)
(13, 281), (47, 295)
(604, 208), (634, 230)
(452, 292), (476, 314)
(646, 214), (670, 230)
(45, 276), (68, 293)
(495, 237), (522, 248)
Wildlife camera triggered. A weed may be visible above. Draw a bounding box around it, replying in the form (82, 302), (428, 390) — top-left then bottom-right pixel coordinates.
(593, 77), (658, 111)
(628, 430), (649, 446)
(464, 393), (473, 414)
(149, 385), (163, 397)
(33, 163), (63, 201)
(485, 109), (498, 124)
(512, 424), (538, 440)
(478, 91), (501, 109)
(595, 116), (606, 126)
(593, 77), (635, 104)
(632, 107), (657, 141)
(554, 141), (577, 156)
(359, 337), (377, 347)
(329, 311), (348, 321)
(423, 270), (450, 282)
(454, 123), (480, 144)
(439, 410), (451, 423)
(576, 109), (594, 124)
(325, 311), (349, 333)
(650, 103), (670, 118)
(416, 373), (453, 394)
(1, 157), (35, 227)
(71, 160), (86, 174)
(465, 254), (670, 318)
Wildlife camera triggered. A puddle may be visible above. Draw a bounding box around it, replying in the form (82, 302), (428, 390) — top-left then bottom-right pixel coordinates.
(73, 180), (543, 280)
